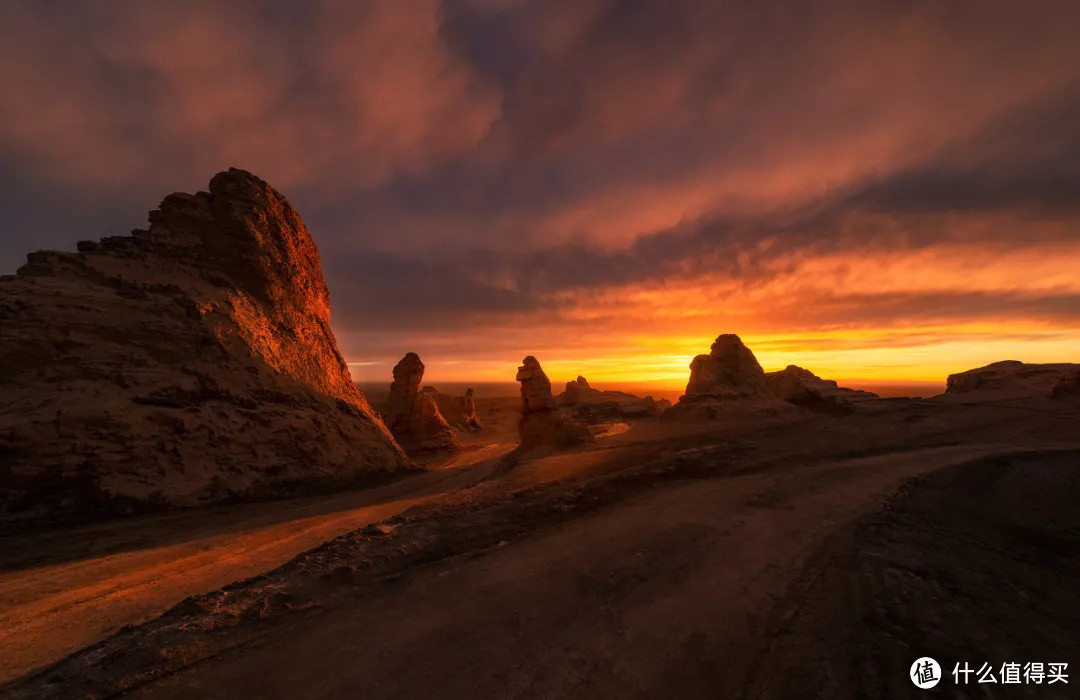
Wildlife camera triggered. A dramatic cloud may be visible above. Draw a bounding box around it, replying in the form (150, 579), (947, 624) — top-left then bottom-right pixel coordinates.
(1, 0), (1078, 389)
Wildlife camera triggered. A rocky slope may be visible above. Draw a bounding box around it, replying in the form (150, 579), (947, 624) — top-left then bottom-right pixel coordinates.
(0, 168), (412, 529)
(383, 354), (461, 454)
(944, 360), (1080, 401)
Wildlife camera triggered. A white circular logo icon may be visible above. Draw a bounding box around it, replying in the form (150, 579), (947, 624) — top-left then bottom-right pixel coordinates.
(910, 657), (942, 689)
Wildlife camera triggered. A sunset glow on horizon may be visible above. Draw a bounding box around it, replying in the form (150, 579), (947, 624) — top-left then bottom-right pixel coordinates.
(2, 1), (1078, 386)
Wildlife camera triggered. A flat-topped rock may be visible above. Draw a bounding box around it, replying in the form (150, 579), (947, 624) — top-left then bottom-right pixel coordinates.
(557, 375), (669, 420)
(944, 361), (1080, 401)
(765, 365), (878, 412)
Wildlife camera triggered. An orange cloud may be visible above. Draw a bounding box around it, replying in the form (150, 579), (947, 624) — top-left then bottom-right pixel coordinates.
(2, 1), (1079, 392)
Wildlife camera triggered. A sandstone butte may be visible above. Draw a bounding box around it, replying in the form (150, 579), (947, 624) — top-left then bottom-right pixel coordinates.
(0, 168), (414, 530)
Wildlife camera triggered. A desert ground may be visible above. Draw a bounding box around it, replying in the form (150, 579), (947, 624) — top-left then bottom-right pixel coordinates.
(2, 392), (1077, 699)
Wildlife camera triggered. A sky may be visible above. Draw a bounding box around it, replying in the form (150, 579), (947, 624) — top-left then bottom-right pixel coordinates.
(1, 0), (1079, 392)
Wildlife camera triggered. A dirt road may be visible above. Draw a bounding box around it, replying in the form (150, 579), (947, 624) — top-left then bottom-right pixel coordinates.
(0, 442), (512, 683)
(4, 398), (1077, 698)
(126, 443), (1062, 699)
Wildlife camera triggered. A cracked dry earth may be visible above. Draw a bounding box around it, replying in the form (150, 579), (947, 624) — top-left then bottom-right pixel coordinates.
(3, 397), (1079, 699)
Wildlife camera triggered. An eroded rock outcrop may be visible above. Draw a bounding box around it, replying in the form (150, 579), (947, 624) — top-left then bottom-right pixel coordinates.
(422, 386), (482, 432)
(515, 356), (594, 454)
(1049, 370), (1080, 398)
(383, 354), (461, 454)
(557, 375), (669, 421)
(684, 334), (774, 399)
(666, 334), (793, 419)
(764, 365), (878, 412)
(0, 168), (412, 528)
(945, 361), (1080, 401)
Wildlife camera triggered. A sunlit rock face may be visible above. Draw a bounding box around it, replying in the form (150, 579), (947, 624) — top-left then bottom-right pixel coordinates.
(515, 356), (594, 454)
(383, 353), (461, 454)
(764, 365), (878, 413)
(0, 168), (413, 529)
(945, 360), (1080, 401)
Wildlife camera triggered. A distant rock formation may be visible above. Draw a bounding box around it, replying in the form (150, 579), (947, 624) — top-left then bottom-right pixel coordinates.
(421, 386), (482, 432)
(558, 376), (591, 405)
(945, 361), (1080, 401)
(557, 375), (669, 421)
(648, 397), (674, 413)
(666, 334), (792, 419)
(684, 334), (775, 399)
(764, 365), (878, 412)
(383, 354), (461, 454)
(462, 388), (482, 430)
(515, 356), (594, 454)
(0, 168), (412, 528)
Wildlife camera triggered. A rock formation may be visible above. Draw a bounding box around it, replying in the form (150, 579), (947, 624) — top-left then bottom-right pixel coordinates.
(559, 376), (591, 406)
(945, 361), (1080, 401)
(684, 334), (775, 399)
(666, 334), (793, 419)
(1049, 369), (1080, 398)
(421, 386), (483, 432)
(0, 168), (413, 529)
(383, 354), (461, 454)
(462, 388), (483, 430)
(557, 375), (669, 421)
(764, 365), (878, 412)
(515, 356), (594, 454)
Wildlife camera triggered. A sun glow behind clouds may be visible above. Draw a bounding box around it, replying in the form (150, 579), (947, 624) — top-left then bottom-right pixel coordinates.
(343, 239), (1080, 390)
(1, 1), (1078, 389)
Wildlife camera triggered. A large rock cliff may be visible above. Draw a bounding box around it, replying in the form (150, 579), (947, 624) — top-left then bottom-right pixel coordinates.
(0, 168), (412, 528)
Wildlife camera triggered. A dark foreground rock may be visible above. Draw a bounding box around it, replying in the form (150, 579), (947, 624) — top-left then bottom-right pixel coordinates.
(0, 169), (413, 529)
